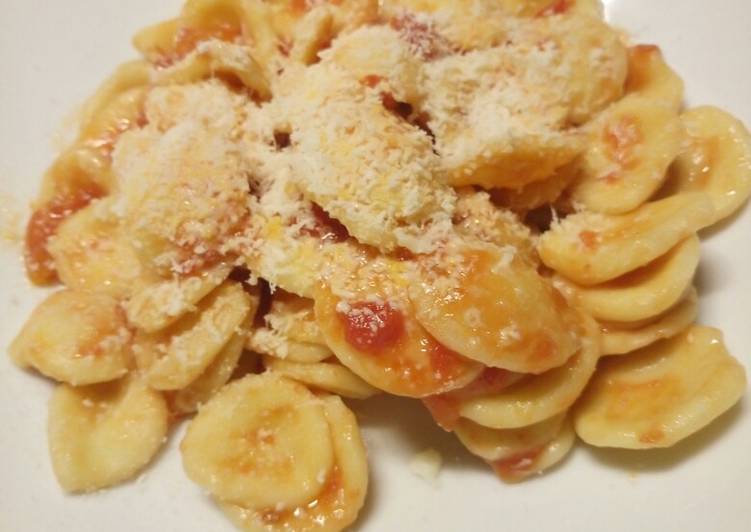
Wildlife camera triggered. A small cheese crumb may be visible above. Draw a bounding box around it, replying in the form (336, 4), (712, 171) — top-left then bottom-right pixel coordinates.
(409, 448), (443, 484)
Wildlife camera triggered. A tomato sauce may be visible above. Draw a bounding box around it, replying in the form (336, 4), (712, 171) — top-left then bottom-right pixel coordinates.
(307, 204), (350, 243)
(490, 447), (545, 480)
(423, 367), (522, 431)
(24, 184), (105, 284)
(537, 0), (572, 17)
(338, 301), (405, 352)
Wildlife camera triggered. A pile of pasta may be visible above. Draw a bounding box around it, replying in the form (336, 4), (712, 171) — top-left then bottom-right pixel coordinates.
(10, 0), (751, 530)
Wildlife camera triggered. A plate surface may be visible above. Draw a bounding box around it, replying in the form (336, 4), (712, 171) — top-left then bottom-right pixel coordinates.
(1, 1), (749, 531)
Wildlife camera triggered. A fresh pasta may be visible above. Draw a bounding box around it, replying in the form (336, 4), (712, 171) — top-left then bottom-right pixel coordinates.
(8, 1), (750, 530)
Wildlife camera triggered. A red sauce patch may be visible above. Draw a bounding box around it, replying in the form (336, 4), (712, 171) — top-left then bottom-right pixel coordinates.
(578, 230), (600, 250)
(390, 14), (454, 60)
(381, 92), (413, 120)
(537, 0), (572, 17)
(24, 184), (105, 285)
(491, 447), (545, 480)
(338, 301), (405, 352)
(361, 74), (383, 88)
(625, 45), (661, 93)
(423, 394), (461, 431)
(604, 116), (642, 168)
(308, 204), (350, 243)
(423, 367), (521, 431)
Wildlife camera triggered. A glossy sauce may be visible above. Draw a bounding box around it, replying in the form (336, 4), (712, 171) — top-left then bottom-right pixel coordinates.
(258, 466), (344, 528)
(625, 45), (661, 94)
(423, 367), (523, 431)
(490, 446), (545, 481)
(24, 184), (105, 285)
(537, 0), (572, 17)
(339, 301), (405, 352)
(306, 204), (350, 243)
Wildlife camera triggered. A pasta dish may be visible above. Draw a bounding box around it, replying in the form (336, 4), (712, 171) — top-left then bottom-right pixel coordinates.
(9, 0), (751, 530)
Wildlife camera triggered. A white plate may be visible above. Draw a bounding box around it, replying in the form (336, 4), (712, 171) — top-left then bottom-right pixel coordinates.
(1, 1), (749, 531)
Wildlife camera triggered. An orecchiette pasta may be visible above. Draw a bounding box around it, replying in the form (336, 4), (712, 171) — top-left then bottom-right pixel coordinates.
(48, 377), (169, 492)
(455, 413), (575, 482)
(555, 235), (700, 323)
(574, 326), (746, 449)
(600, 287), (698, 356)
(10, 289), (131, 386)
(220, 394), (369, 531)
(262, 356), (379, 399)
(570, 95), (684, 214)
(10, 0), (751, 529)
(456, 316), (600, 429)
(665, 106), (751, 225)
(624, 44), (684, 111)
(539, 192), (714, 285)
(181, 373), (336, 509)
(133, 282), (253, 390)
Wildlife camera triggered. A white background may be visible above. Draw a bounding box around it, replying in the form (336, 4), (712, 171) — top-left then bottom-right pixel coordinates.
(1, 1), (749, 530)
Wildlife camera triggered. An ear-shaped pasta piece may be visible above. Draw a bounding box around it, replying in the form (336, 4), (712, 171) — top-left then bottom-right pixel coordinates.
(125, 264), (232, 333)
(134, 0), (258, 69)
(490, 163), (578, 214)
(220, 395), (369, 532)
(570, 96), (684, 214)
(498, 0), (603, 17)
(600, 288), (698, 356)
(246, 290), (334, 364)
(545, 14), (628, 125)
(134, 282), (253, 390)
(114, 82), (249, 277)
(574, 325), (746, 449)
(288, 5), (334, 65)
(556, 235), (699, 322)
(453, 189), (537, 261)
(247, 291), (335, 363)
(424, 47), (583, 189)
(25, 157), (108, 286)
(320, 24), (424, 105)
(48, 198), (143, 299)
(181, 373), (336, 509)
(277, 63), (452, 253)
(458, 318), (600, 429)
(314, 245), (483, 397)
(263, 356), (379, 400)
(455, 413), (575, 482)
(154, 40), (271, 100)
(666, 106), (751, 225)
(79, 60), (151, 136)
(455, 413), (566, 461)
(264, 291), (327, 345)
(410, 244), (583, 374)
(170, 332), (247, 415)
(48, 377), (168, 492)
(10, 290), (130, 386)
(248, 328), (333, 363)
(316, 285), (483, 397)
(624, 45), (684, 111)
(539, 192), (715, 285)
